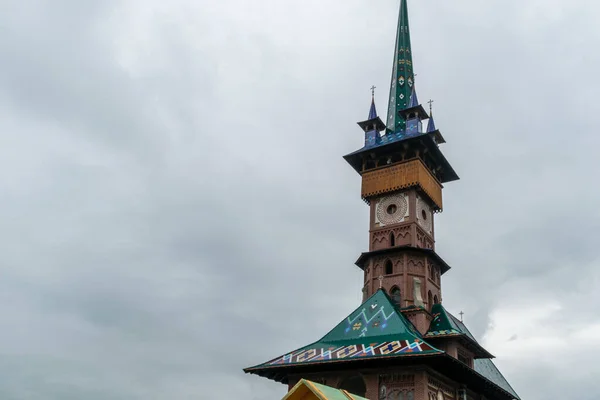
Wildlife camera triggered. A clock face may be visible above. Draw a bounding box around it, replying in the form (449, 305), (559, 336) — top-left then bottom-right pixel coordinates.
(416, 195), (433, 234)
(376, 194), (408, 226)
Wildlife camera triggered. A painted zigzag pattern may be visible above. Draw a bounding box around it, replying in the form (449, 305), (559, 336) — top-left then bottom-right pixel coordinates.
(268, 340), (433, 366)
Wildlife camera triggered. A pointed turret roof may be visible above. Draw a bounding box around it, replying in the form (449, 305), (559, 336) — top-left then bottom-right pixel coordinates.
(357, 93), (386, 133)
(245, 290), (441, 373)
(368, 95), (378, 120)
(427, 115), (437, 132)
(386, 0), (415, 133)
(408, 86), (419, 108)
(425, 303), (494, 359)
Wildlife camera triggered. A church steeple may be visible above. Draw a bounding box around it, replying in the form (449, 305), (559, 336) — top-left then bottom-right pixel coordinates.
(245, 3), (520, 399)
(386, 0), (415, 133)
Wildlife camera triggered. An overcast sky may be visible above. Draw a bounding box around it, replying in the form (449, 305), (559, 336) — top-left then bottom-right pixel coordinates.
(0, 0), (599, 399)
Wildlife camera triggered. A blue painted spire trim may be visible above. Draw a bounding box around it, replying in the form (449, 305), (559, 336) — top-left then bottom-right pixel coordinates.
(427, 115), (437, 132)
(408, 86), (419, 108)
(368, 95), (378, 120)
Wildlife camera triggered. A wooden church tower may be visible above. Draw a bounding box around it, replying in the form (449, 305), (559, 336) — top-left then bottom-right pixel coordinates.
(244, 2), (520, 400)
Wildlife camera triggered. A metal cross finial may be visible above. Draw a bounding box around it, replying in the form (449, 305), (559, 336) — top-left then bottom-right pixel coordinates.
(427, 99), (434, 115)
(370, 85), (377, 97)
(459, 311), (464, 322)
(378, 275), (384, 289)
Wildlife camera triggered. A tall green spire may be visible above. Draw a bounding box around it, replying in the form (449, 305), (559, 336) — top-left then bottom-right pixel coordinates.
(386, 0), (415, 133)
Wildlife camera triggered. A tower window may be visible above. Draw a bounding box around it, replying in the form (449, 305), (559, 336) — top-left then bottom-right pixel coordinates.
(458, 349), (473, 367)
(421, 209), (427, 220)
(391, 287), (401, 307)
(387, 204), (397, 215)
(385, 260), (393, 275)
(428, 291), (433, 311)
(433, 295), (439, 305)
(389, 232), (395, 247)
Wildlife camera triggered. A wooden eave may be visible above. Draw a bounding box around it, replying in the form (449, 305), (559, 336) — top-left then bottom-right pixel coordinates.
(354, 246), (451, 275)
(343, 134), (459, 183)
(426, 334), (495, 359)
(244, 353), (517, 400)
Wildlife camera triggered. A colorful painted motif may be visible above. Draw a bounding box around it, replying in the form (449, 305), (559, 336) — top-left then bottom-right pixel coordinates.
(426, 305), (464, 337)
(343, 299), (395, 338)
(268, 340), (437, 366)
(247, 291), (441, 370)
(424, 329), (460, 337)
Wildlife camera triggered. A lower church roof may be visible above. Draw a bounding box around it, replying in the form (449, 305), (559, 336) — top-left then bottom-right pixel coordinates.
(244, 290), (520, 400)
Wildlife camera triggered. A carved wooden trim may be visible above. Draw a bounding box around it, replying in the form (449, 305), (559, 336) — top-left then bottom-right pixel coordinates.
(427, 376), (455, 399)
(362, 159), (443, 210)
(379, 373), (415, 384)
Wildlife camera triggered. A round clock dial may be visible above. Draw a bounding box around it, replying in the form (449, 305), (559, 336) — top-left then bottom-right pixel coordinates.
(416, 196), (433, 233)
(376, 194), (408, 226)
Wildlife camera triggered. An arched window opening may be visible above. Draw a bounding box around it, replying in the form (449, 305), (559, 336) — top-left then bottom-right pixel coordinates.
(385, 260), (393, 275)
(428, 291), (433, 311)
(391, 287), (402, 307)
(434, 295), (439, 305)
(389, 232), (396, 247)
(339, 375), (366, 397)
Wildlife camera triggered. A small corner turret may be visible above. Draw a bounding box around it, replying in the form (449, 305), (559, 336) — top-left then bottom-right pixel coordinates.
(357, 87), (386, 148)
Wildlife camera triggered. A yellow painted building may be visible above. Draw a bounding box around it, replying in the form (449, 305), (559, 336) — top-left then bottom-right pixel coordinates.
(283, 379), (370, 400)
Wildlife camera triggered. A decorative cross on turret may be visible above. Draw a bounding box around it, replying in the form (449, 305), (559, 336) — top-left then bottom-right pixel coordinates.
(427, 99), (434, 114)
(378, 275), (384, 289)
(459, 311), (464, 322)
(370, 85), (377, 97)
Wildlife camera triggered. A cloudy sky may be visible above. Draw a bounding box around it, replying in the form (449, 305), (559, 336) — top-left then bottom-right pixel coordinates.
(1, 0), (599, 399)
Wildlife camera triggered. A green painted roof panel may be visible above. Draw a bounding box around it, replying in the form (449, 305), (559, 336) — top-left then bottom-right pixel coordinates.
(425, 304), (462, 337)
(425, 304), (494, 359)
(247, 290), (441, 370)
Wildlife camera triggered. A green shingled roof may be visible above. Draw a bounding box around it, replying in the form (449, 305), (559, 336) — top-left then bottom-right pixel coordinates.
(425, 304), (494, 359)
(246, 290), (441, 371)
(426, 303), (462, 337)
